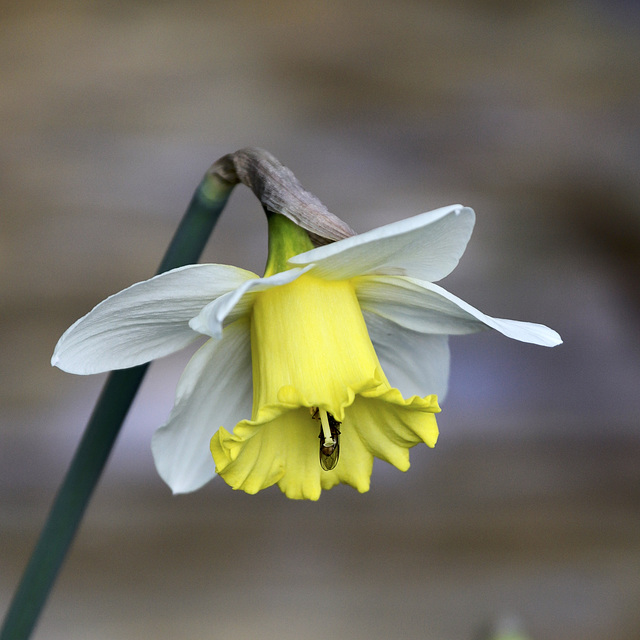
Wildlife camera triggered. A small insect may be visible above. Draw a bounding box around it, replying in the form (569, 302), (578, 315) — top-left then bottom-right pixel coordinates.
(311, 408), (341, 471)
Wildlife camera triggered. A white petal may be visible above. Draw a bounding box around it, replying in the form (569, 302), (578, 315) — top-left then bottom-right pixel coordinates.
(356, 275), (562, 346)
(189, 265), (313, 339)
(363, 310), (451, 400)
(151, 318), (253, 494)
(289, 205), (475, 282)
(52, 264), (256, 374)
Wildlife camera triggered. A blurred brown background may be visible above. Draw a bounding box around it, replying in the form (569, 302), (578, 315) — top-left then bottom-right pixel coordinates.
(1, 1), (639, 639)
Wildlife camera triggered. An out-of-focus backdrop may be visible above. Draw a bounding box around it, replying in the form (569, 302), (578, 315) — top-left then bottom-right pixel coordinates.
(1, 2), (639, 639)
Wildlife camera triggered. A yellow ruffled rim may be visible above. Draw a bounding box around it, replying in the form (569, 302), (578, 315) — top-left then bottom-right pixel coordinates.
(211, 380), (440, 500)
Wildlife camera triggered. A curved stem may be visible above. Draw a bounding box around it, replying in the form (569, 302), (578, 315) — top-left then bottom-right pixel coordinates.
(0, 169), (234, 640)
(211, 147), (355, 245)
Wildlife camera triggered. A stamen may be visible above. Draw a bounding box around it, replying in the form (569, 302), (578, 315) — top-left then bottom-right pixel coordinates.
(318, 408), (335, 447)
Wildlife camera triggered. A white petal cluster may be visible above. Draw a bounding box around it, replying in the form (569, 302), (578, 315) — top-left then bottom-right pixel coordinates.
(52, 205), (561, 493)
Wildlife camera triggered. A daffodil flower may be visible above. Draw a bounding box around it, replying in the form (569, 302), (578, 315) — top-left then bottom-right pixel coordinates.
(52, 205), (561, 500)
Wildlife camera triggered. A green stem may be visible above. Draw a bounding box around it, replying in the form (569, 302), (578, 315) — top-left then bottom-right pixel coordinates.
(0, 171), (234, 640)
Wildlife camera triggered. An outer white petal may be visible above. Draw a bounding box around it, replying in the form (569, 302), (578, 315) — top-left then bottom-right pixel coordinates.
(189, 265), (313, 339)
(52, 264), (257, 375)
(288, 205), (475, 282)
(151, 318), (253, 494)
(356, 275), (562, 346)
(363, 310), (451, 400)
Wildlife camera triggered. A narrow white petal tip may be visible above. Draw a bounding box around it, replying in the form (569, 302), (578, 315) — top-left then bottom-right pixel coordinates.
(169, 478), (211, 496)
(51, 342), (77, 372)
(151, 429), (215, 495)
(537, 327), (563, 347)
(152, 448), (215, 494)
(168, 470), (218, 495)
(49, 341), (93, 375)
(493, 319), (563, 347)
(167, 475), (212, 495)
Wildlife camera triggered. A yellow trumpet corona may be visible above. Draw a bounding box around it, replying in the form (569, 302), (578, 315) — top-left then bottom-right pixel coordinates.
(211, 216), (440, 500)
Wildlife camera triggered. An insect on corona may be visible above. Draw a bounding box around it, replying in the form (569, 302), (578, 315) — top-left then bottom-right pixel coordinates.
(311, 408), (341, 471)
